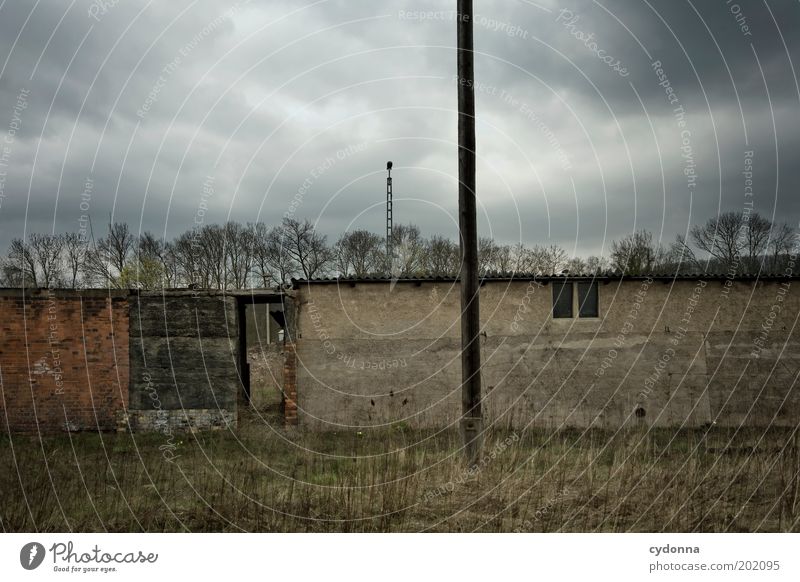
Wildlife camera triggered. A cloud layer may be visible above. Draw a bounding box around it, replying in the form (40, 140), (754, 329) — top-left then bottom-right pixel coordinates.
(0, 0), (797, 258)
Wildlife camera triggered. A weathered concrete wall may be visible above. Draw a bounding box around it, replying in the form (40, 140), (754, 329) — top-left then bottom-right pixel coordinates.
(0, 289), (129, 433)
(292, 278), (800, 429)
(127, 292), (239, 431)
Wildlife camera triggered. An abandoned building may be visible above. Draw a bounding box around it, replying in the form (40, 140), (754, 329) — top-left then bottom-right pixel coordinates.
(1, 273), (799, 434)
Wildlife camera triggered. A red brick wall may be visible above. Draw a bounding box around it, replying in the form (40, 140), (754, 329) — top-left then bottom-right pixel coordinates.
(0, 290), (129, 434)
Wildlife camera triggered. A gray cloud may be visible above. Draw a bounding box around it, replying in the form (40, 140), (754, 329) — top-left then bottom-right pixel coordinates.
(0, 0), (798, 258)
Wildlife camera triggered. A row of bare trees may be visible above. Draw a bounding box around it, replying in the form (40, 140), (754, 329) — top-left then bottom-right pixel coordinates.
(1, 211), (796, 289)
(610, 211), (797, 275)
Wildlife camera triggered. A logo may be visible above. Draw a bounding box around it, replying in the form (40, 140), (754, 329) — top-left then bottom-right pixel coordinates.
(20, 542), (46, 570)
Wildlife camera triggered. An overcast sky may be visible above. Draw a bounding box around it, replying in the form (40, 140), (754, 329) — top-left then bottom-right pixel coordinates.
(0, 0), (798, 258)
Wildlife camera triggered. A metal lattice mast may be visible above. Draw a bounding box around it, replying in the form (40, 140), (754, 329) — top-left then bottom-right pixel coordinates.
(386, 161), (393, 259)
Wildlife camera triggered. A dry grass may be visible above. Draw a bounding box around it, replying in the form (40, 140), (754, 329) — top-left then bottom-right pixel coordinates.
(2, 411), (800, 532)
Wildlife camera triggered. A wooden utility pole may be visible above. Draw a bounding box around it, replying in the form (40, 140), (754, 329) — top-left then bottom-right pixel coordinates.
(457, 0), (483, 466)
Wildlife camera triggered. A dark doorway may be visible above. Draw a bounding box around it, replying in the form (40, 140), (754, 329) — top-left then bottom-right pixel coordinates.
(236, 293), (286, 413)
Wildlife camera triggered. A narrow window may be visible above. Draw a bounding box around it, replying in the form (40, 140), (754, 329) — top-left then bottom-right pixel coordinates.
(578, 281), (599, 318)
(552, 281), (573, 318)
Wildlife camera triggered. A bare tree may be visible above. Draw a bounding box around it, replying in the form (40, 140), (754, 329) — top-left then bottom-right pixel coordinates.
(585, 255), (609, 273)
(667, 234), (700, 272)
(690, 212), (746, 272)
(173, 231), (202, 288)
(335, 229), (383, 277)
(267, 225), (298, 284)
(743, 213), (772, 273)
(768, 222), (797, 272)
(224, 222), (255, 289)
(536, 245), (569, 274)
(199, 224), (227, 289)
(63, 232), (88, 288)
(424, 235), (460, 277)
(85, 222), (136, 287)
(100, 222), (135, 275)
(510, 243), (531, 272)
(6, 237), (37, 287)
(490, 244), (515, 273)
(251, 223), (298, 286)
(281, 218), (331, 280)
(564, 256), (586, 274)
(388, 223), (426, 277)
(28, 233), (64, 288)
(252, 223), (276, 286)
(137, 231), (169, 289)
(478, 237), (496, 275)
(161, 241), (180, 288)
(610, 230), (662, 275)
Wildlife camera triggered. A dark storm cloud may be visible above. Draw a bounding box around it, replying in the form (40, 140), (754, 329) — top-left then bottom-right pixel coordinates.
(0, 0), (798, 258)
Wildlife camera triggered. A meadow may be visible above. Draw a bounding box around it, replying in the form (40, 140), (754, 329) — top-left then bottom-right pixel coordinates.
(2, 411), (799, 532)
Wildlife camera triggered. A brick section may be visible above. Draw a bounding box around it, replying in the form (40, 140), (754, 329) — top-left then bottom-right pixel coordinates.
(127, 409), (236, 431)
(283, 341), (297, 425)
(0, 290), (129, 434)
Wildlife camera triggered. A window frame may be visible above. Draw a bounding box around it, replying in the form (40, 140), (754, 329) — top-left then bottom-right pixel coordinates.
(577, 281), (599, 318)
(551, 280), (574, 319)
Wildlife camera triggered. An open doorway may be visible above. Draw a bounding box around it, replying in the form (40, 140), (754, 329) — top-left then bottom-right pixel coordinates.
(237, 294), (286, 416)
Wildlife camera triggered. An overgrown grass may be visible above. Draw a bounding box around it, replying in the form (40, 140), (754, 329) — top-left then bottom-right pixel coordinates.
(2, 412), (800, 532)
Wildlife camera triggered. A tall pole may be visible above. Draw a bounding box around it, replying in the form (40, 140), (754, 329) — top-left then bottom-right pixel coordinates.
(457, 0), (483, 465)
(386, 161), (393, 260)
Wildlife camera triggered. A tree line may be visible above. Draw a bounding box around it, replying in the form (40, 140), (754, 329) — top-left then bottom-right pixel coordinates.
(1, 211), (796, 290)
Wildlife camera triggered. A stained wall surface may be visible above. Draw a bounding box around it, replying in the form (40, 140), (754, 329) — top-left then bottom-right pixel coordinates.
(292, 278), (800, 429)
(127, 292), (240, 431)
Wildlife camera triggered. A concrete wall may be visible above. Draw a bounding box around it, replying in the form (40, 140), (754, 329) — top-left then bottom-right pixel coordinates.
(127, 292), (239, 431)
(292, 278), (800, 430)
(0, 289), (129, 433)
